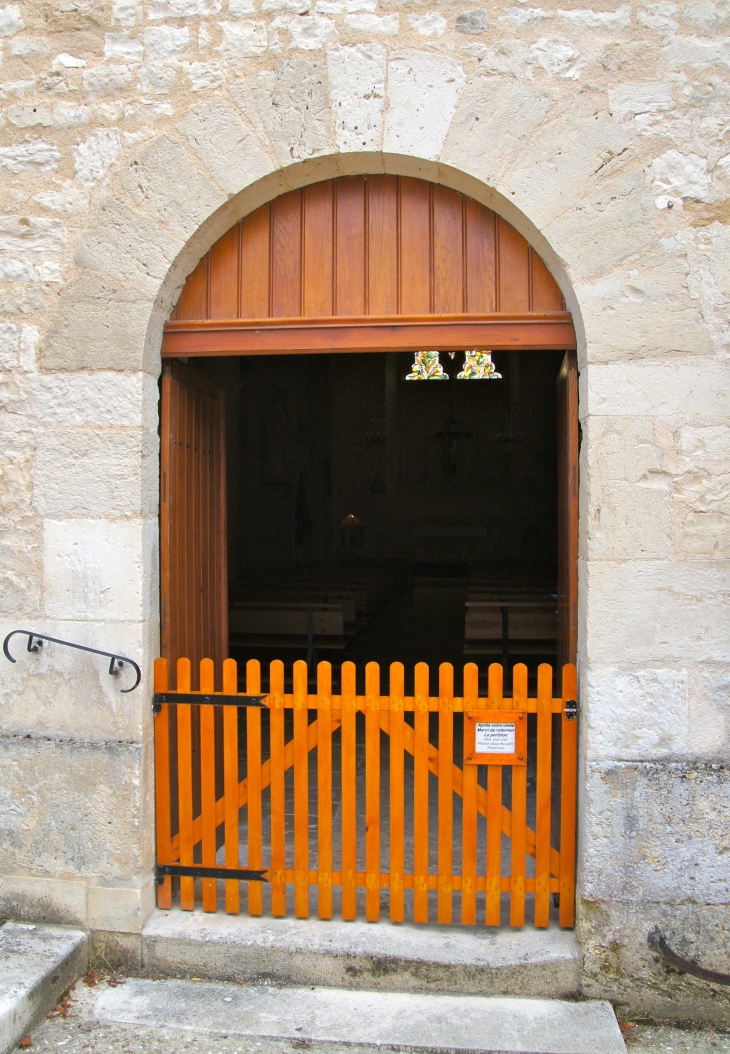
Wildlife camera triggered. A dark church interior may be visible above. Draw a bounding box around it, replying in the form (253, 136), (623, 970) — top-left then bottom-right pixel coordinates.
(195, 349), (564, 694)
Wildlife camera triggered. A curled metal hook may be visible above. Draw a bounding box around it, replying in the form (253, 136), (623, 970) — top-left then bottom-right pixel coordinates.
(648, 926), (730, 987)
(3, 630), (141, 693)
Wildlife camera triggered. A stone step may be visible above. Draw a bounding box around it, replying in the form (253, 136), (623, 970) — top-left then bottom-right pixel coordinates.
(91, 976), (626, 1054)
(141, 909), (581, 997)
(0, 921), (88, 1054)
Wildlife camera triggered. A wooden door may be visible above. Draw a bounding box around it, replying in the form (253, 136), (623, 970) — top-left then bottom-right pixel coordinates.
(556, 350), (578, 667)
(160, 360), (228, 688)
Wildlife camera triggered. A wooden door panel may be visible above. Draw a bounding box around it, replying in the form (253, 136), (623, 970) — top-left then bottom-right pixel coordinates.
(160, 360), (228, 688)
(556, 350), (578, 667)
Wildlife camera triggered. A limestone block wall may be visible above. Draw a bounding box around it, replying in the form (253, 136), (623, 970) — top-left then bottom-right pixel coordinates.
(0, 0), (727, 1023)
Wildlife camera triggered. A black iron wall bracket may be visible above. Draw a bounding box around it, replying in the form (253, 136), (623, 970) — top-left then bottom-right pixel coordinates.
(648, 926), (730, 986)
(152, 693), (268, 712)
(3, 630), (141, 693)
(156, 864), (269, 883)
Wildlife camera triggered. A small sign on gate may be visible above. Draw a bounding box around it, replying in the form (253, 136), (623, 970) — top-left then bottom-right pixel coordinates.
(464, 711), (527, 766)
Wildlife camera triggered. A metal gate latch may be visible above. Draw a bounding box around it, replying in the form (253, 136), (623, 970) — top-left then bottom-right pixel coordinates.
(563, 699), (578, 720)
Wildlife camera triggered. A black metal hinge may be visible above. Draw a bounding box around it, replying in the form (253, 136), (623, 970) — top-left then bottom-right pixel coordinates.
(156, 864), (269, 884)
(152, 693), (268, 713)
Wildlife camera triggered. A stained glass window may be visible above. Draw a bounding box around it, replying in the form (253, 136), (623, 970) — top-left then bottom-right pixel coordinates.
(404, 350), (502, 380)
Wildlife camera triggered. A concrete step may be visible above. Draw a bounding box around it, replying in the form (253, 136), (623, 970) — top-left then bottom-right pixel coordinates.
(0, 920), (88, 1054)
(91, 976), (626, 1054)
(142, 909), (581, 997)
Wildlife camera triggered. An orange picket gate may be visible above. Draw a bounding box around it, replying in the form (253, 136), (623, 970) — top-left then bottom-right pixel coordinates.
(153, 657), (578, 928)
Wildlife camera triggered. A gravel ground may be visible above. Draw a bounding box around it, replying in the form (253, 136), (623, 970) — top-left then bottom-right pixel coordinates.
(15, 975), (730, 1054)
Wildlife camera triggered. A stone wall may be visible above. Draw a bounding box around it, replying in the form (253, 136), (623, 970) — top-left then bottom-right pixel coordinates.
(0, 0), (728, 1023)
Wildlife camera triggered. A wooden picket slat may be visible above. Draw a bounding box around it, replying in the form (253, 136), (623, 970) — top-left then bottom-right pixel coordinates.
(365, 662), (381, 922)
(154, 658), (172, 910)
(534, 663), (553, 928)
(389, 662), (405, 924)
(486, 663), (503, 926)
(437, 663), (454, 924)
(153, 659), (577, 929)
(510, 663), (528, 927)
(293, 660), (309, 918)
(460, 662), (479, 925)
(341, 661), (357, 920)
(199, 658), (217, 912)
(413, 662), (430, 923)
(176, 658), (195, 910)
(270, 659), (287, 916)
(559, 663), (578, 928)
(244, 659), (261, 915)
(317, 662), (333, 919)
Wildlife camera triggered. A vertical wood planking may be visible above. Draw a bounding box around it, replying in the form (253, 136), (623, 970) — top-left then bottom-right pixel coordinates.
(209, 226), (240, 319)
(464, 199), (496, 313)
(176, 658), (195, 910)
(245, 659), (263, 915)
(485, 664), (503, 926)
(530, 249), (564, 311)
(497, 217), (530, 313)
(200, 658), (217, 912)
(335, 177), (366, 316)
(399, 178), (431, 314)
(271, 191), (302, 317)
(460, 662), (479, 925)
(154, 658), (172, 910)
(365, 661), (381, 922)
(303, 182), (334, 317)
(317, 661), (334, 919)
(559, 663), (578, 928)
(293, 660), (309, 918)
(389, 662), (405, 924)
(177, 255), (209, 320)
(534, 663), (553, 927)
(341, 661), (357, 920)
(413, 661), (430, 923)
(437, 663), (454, 924)
(367, 176), (398, 316)
(240, 206), (271, 318)
(510, 663), (528, 927)
(432, 187), (463, 314)
(269, 659), (287, 916)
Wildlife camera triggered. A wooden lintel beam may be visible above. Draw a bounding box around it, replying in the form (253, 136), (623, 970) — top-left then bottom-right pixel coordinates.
(162, 313), (576, 357)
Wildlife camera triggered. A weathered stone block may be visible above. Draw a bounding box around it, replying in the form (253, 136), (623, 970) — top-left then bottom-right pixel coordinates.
(327, 43), (385, 154)
(582, 362), (730, 420)
(42, 517), (157, 622)
(384, 51), (466, 161)
(584, 664), (689, 760)
(249, 59), (333, 165)
(24, 372), (158, 430)
(177, 96), (274, 196)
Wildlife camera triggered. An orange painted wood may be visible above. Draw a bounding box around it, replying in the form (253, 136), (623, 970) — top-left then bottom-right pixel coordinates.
(176, 658), (195, 910)
(399, 178), (431, 314)
(335, 177), (366, 316)
(303, 182), (334, 317)
(209, 226), (240, 319)
(365, 661), (381, 922)
(367, 176), (398, 316)
(498, 217), (530, 313)
(460, 662), (479, 925)
(293, 660), (310, 918)
(245, 659), (262, 915)
(154, 658), (172, 910)
(317, 661), (333, 919)
(437, 663), (454, 924)
(341, 661), (357, 920)
(388, 662), (405, 923)
(510, 663), (528, 927)
(557, 350), (579, 668)
(240, 205), (271, 319)
(162, 313), (576, 357)
(413, 662), (430, 923)
(559, 663), (578, 928)
(485, 664), (503, 926)
(271, 191), (302, 318)
(200, 658), (217, 912)
(433, 186), (464, 314)
(269, 659), (287, 916)
(534, 663), (553, 928)
(160, 362), (227, 678)
(464, 198), (496, 313)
